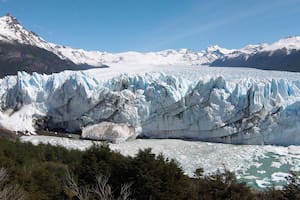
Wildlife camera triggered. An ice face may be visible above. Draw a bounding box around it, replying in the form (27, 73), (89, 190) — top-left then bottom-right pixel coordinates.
(1, 66), (300, 145)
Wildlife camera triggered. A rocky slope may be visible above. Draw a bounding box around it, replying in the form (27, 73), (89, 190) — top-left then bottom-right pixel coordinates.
(0, 14), (102, 77)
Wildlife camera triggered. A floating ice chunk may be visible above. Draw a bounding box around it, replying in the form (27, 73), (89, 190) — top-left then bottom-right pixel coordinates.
(81, 122), (136, 143)
(256, 179), (271, 188)
(271, 162), (282, 168)
(271, 172), (290, 182)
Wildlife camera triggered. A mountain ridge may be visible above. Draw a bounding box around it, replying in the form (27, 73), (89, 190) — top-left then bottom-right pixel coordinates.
(0, 14), (223, 66)
(1, 14), (300, 73)
(211, 36), (300, 71)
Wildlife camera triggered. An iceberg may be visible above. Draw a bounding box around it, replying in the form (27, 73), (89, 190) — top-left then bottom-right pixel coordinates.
(1, 66), (300, 145)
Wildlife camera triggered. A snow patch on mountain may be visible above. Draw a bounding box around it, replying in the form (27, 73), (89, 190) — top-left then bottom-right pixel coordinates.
(263, 36), (300, 52)
(1, 15), (300, 68)
(0, 15), (228, 66)
(0, 15), (45, 46)
(216, 36), (300, 62)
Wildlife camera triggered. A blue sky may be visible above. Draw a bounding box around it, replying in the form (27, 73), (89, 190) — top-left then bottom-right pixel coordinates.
(1, 0), (300, 52)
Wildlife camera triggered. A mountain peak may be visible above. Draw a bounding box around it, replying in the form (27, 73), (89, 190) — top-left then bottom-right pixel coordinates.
(206, 45), (222, 51)
(2, 13), (20, 25)
(205, 45), (232, 55)
(0, 14), (26, 42)
(0, 14), (49, 49)
(0, 14), (22, 34)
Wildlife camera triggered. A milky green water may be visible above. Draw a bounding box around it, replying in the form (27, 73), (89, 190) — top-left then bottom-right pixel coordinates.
(240, 152), (297, 190)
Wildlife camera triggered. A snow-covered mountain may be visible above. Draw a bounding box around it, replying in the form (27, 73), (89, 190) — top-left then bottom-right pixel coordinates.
(211, 36), (300, 71)
(1, 14), (300, 72)
(0, 15), (101, 77)
(0, 14), (232, 67)
(214, 36), (300, 59)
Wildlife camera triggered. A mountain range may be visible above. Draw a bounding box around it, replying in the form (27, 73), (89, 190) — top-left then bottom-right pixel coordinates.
(0, 14), (300, 77)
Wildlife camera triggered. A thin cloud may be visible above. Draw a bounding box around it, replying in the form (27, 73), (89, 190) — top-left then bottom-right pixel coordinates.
(147, 0), (300, 50)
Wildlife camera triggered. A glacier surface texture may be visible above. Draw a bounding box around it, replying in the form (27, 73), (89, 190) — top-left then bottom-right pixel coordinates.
(1, 67), (300, 145)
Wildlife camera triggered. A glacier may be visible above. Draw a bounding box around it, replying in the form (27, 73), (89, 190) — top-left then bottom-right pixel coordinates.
(1, 66), (300, 145)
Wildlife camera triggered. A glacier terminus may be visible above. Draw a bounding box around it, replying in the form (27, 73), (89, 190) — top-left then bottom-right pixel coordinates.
(0, 65), (300, 145)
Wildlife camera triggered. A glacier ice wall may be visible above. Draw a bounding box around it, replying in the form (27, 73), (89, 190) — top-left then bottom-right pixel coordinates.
(1, 71), (300, 145)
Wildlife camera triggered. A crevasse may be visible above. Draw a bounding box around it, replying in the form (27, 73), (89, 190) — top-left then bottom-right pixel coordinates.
(0, 71), (300, 145)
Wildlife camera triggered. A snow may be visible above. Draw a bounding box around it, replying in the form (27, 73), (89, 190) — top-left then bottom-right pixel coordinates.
(0, 105), (39, 133)
(219, 36), (300, 61)
(53, 36), (300, 67)
(263, 36), (300, 52)
(20, 135), (95, 151)
(0, 15), (227, 67)
(271, 162), (282, 168)
(0, 15), (45, 46)
(1, 66), (300, 145)
(19, 136), (300, 189)
(1, 15), (300, 68)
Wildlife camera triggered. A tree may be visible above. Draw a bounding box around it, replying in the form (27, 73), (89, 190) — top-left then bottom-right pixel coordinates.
(195, 168), (254, 200)
(130, 148), (190, 200)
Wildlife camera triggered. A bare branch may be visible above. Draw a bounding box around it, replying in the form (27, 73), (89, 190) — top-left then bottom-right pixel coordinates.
(0, 168), (8, 187)
(65, 171), (132, 200)
(65, 169), (89, 200)
(117, 182), (132, 200)
(92, 175), (113, 200)
(0, 168), (26, 200)
(0, 184), (26, 200)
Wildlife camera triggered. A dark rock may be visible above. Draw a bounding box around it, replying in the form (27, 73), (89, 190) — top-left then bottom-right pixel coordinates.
(0, 41), (104, 78)
(211, 48), (300, 72)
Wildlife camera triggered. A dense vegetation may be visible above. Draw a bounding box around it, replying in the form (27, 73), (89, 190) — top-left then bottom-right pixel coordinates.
(0, 138), (299, 200)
